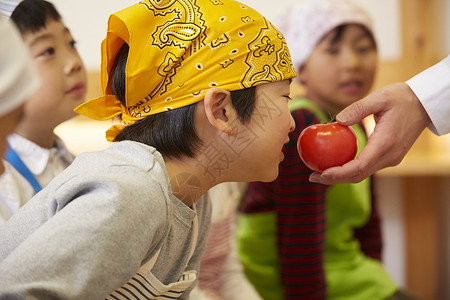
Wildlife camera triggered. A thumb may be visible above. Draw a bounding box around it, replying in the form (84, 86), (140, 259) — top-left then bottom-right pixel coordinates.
(336, 91), (382, 125)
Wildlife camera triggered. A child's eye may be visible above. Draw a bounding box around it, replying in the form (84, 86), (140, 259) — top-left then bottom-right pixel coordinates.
(284, 95), (292, 102)
(357, 45), (374, 54)
(69, 40), (77, 49)
(41, 47), (55, 56)
(357, 46), (368, 53)
(325, 47), (339, 55)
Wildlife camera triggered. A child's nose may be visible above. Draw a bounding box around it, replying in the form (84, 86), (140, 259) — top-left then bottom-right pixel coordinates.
(342, 49), (360, 69)
(64, 52), (83, 75)
(289, 114), (296, 132)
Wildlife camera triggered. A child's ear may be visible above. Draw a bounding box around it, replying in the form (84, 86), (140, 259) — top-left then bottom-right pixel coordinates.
(203, 87), (235, 135)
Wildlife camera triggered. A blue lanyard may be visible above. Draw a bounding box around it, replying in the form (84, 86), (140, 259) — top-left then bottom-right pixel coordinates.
(4, 144), (42, 194)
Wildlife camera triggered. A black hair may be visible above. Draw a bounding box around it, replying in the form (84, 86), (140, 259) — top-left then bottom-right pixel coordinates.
(10, 0), (61, 35)
(111, 43), (257, 159)
(326, 24), (377, 49)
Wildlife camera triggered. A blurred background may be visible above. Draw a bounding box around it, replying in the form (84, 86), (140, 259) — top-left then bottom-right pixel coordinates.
(50, 0), (449, 299)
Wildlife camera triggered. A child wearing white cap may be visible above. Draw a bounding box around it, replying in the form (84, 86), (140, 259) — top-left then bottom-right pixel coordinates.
(238, 0), (419, 299)
(0, 17), (39, 175)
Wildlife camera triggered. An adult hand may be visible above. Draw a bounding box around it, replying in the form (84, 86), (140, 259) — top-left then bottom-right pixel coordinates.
(309, 82), (431, 184)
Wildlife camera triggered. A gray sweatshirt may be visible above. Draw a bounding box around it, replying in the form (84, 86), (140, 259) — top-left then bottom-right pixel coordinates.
(0, 141), (212, 299)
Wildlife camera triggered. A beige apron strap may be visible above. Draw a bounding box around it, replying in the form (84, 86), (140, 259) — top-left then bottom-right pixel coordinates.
(139, 248), (162, 273)
(187, 204), (199, 262)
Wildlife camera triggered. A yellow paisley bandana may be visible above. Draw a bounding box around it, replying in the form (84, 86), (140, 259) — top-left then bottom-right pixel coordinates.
(75, 0), (297, 141)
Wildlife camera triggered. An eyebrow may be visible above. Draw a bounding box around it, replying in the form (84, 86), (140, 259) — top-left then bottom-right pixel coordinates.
(28, 26), (71, 48)
(29, 33), (53, 48)
(353, 32), (374, 42)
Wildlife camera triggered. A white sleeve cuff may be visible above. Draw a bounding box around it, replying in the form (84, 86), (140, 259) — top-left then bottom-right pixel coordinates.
(406, 54), (450, 135)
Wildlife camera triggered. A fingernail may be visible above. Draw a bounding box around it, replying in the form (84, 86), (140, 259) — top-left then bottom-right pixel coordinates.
(309, 173), (321, 183)
(336, 111), (350, 123)
(323, 170), (335, 178)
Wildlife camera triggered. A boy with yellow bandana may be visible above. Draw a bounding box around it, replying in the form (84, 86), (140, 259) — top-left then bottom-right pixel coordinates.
(0, 0), (296, 299)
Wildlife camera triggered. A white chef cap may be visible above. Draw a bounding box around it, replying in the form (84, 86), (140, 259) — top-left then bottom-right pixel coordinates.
(275, 0), (374, 71)
(0, 17), (40, 116)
